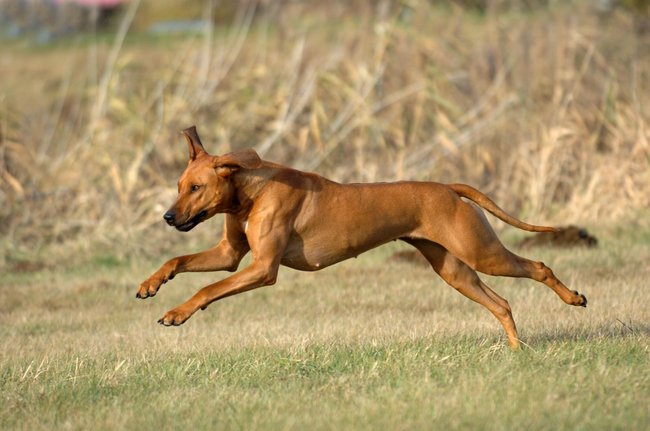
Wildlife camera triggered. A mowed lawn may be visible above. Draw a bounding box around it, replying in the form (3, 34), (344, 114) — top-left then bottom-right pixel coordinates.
(1, 220), (649, 430)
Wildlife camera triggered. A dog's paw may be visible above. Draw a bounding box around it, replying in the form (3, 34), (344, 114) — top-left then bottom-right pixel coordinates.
(135, 275), (168, 299)
(572, 290), (588, 307)
(157, 306), (193, 326)
(136, 264), (176, 299)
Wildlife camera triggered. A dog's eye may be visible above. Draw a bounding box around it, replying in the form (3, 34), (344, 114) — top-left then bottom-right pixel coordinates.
(190, 184), (201, 192)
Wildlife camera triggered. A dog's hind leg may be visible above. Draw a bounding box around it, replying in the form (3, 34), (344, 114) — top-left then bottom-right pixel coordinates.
(403, 238), (520, 349)
(474, 252), (587, 307)
(430, 201), (587, 308)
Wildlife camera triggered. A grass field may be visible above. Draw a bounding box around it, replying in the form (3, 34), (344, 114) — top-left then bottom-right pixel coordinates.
(2, 1), (650, 429)
(1, 217), (649, 430)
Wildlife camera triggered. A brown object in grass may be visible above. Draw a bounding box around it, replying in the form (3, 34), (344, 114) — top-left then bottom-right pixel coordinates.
(518, 225), (598, 249)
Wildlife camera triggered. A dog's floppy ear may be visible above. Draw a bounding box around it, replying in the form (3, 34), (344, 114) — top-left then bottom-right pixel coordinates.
(213, 149), (262, 177)
(181, 126), (206, 161)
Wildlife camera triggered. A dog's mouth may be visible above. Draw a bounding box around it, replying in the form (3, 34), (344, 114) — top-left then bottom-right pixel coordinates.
(175, 210), (208, 232)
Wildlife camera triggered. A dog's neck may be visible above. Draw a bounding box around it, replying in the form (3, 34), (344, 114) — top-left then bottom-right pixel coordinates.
(228, 163), (281, 217)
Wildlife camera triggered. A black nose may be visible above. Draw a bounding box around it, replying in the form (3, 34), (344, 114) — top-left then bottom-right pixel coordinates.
(163, 211), (176, 225)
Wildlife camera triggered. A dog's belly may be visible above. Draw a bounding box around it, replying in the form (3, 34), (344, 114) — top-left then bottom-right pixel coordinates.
(280, 233), (349, 271)
(280, 236), (395, 271)
(280, 249), (338, 271)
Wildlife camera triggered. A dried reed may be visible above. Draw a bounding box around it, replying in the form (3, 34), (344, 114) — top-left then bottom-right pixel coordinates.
(1, 1), (649, 264)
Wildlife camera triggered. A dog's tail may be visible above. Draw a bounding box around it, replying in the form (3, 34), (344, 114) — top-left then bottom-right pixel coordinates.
(449, 183), (558, 233)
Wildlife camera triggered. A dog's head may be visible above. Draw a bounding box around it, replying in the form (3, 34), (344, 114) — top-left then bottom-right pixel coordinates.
(163, 126), (262, 232)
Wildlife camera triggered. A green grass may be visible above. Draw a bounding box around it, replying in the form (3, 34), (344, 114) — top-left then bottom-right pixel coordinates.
(1, 220), (649, 430)
(3, 338), (646, 430)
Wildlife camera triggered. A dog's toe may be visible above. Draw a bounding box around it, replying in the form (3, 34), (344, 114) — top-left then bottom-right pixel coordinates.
(580, 293), (588, 307)
(158, 307), (192, 327)
(572, 290), (587, 307)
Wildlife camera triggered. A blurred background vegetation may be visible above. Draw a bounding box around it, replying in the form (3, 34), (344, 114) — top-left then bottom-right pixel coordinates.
(1, 0), (649, 268)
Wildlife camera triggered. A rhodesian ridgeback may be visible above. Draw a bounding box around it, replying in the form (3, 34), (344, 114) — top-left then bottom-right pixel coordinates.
(136, 126), (587, 348)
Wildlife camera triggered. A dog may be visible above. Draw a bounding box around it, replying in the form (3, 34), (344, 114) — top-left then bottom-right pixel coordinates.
(136, 126), (587, 348)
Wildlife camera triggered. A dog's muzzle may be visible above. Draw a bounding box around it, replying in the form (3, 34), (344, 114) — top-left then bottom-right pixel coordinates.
(165, 209), (208, 232)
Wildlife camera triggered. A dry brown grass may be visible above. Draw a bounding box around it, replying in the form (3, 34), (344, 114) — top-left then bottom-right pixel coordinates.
(1, 1), (649, 265)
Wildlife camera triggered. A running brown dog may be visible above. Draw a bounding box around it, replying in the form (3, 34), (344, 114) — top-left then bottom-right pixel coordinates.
(136, 126), (587, 348)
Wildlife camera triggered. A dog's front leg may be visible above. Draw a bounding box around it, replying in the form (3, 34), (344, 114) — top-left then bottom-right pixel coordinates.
(158, 209), (292, 325)
(136, 238), (249, 299)
(137, 215), (249, 299)
(157, 258), (280, 326)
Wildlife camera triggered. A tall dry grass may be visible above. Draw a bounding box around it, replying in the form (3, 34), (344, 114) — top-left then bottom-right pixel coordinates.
(1, 1), (649, 264)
